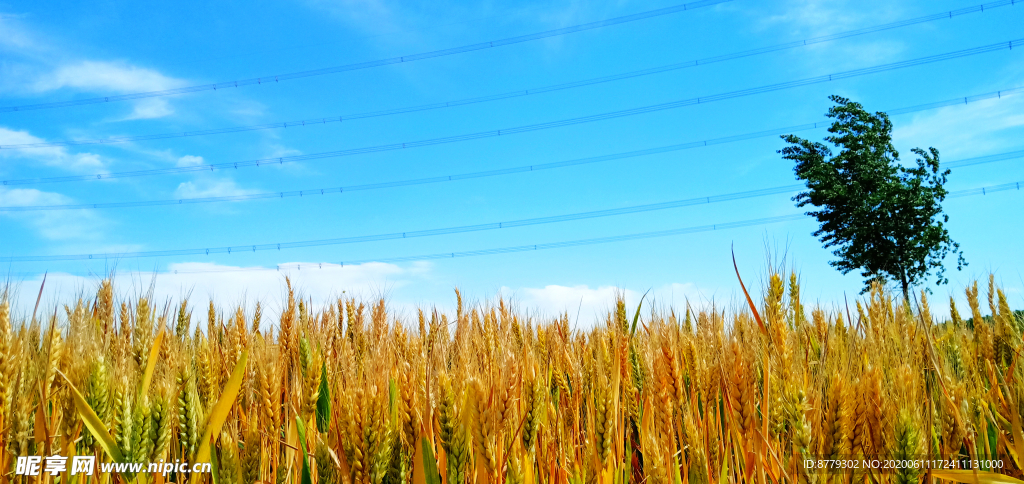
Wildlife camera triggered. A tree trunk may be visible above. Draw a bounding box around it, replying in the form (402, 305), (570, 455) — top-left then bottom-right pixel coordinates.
(900, 271), (910, 303)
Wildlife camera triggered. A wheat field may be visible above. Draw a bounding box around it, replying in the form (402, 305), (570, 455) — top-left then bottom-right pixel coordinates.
(0, 272), (1022, 484)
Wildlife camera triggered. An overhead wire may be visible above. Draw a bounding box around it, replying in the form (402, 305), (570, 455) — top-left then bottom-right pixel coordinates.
(5, 176), (1022, 277)
(0, 0), (731, 114)
(4, 3), (1020, 278)
(3, 214), (807, 278)
(3, 41), (1021, 187)
(2, 139), (1021, 212)
(2, 0), (1018, 150)
(944, 149), (1024, 168)
(2, 176), (1020, 264)
(191, 176), (1024, 271)
(0, 184), (806, 262)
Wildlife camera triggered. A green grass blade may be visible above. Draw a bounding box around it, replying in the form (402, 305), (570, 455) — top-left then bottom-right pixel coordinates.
(210, 440), (220, 484)
(296, 414), (308, 454)
(295, 416), (313, 484)
(630, 289), (650, 336)
(421, 437), (442, 484)
(732, 245), (767, 335)
(389, 376), (398, 427)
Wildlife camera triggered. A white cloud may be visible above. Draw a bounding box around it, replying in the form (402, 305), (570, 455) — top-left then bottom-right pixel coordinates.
(299, 0), (556, 58)
(123, 98), (174, 120)
(34, 60), (184, 94)
(894, 95), (1024, 158)
(0, 186), (72, 206)
(176, 155), (205, 167)
(513, 284), (628, 323)
(0, 13), (35, 51)
(0, 14), (50, 93)
(264, 144), (303, 159)
(303, 0), (398, 36)
(7, 261), (430, 331)
(0, 126), (106, 172)
(0, 186), (106, 241)
(23, 60), (186, 120)
(161, 261), (414, 307)
(754, 0), (906, 69)
(505, 282), (711, 328)
(173, 178), (259, 199)
(0, 14), (187, 122)
(228, 101), (268, 121)
(759, 0), (902, 38)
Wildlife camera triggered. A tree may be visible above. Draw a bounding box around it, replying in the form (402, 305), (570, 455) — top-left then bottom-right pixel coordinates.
(779, 95), (965, 301)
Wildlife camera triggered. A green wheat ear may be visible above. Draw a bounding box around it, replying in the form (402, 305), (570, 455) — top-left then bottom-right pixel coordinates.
(59, 370), (131, 481)
(316, 361), (330, 433)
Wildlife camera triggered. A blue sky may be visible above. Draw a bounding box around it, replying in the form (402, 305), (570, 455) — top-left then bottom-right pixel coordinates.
(1, 0), (1022, 323)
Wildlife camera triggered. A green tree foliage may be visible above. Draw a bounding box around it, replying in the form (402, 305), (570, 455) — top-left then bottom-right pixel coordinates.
(779, 95), (966, 301)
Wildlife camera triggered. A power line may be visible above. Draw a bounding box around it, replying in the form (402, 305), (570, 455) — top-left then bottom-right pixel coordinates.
(2, 141), (1020, 212)
(946, 180), (1024, 197)
(3, 214), (808, 278)
(0, 184), (803, 262)
(172, 214), (813, 273)
(4, 42), (1021, 187)
(4, 0), (1017, 150)
(2, 176), (1020, 264)
(10, 174), (1022, 276)
(0, 0), (731, 114)
(189, 176), (1024, 270)
(944, 149), (1024, 169)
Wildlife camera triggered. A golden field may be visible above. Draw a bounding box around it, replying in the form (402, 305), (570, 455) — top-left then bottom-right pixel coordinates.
(0, 272), (1022, 484)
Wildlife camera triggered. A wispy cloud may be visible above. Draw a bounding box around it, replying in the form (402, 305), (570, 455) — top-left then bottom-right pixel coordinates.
(0, 13), (36, 51)
(28, 60), (188, 120)
(0, 186), (72, 206)
(0, 186), (107, 242)
(0, 17), (188, 119)
(894, 95), (1024, 158)
(302, 0), (401, 36)
(754, 0), (907, 70)
(0, 127), (118, 247)
(300, 0), (568, 55)
(33, 60), (185, 94)
(173, 177), (260, 199)
(176, 155), (205, 167)
(0, 127), (107, 172)
(122, 98), (175, 120)
(759, 0), (903, 37)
